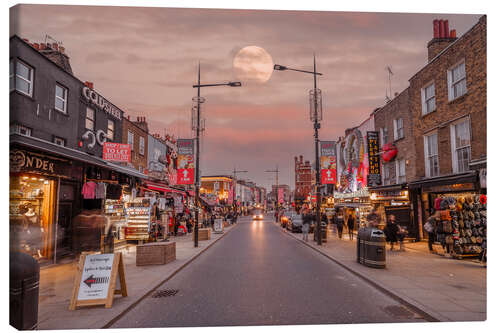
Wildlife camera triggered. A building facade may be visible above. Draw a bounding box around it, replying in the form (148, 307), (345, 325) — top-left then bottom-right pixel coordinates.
(294, 155), (313, 201)
(122, 116), (149, 173)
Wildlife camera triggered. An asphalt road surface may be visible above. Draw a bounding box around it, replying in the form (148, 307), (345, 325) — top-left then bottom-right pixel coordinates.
(111, 214), (426, 328)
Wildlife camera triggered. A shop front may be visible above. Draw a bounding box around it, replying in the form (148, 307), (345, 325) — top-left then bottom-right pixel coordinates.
(334, 188), (373, 230)
(368, 184), (417, 240)
(10, 146), (79, 265)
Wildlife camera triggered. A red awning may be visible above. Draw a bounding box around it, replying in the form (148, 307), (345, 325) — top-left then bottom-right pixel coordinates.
(143, 181), (186, 196)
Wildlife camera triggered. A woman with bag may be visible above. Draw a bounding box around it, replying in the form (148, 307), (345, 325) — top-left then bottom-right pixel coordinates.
(424, 210), (438, 253)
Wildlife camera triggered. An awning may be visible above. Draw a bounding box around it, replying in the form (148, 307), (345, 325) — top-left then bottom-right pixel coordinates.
(11, 133), (147, 179)
(143, 180), (186, 196)
(408, 171), (478, 190)
(368, 184), (407, 192)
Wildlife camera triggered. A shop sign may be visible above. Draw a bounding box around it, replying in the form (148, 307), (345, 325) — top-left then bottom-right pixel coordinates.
(334, 187), (369, 199)
(371, 190), (408, 200)
(320, 141), (337, 185)
(10, 149), (69, 176)
(427, 183), (475, 193)
(278, 188), (284, 204)
(82, 86), (122, 120)
(367, 131), (381, 187)
(176, 139), (194, 185)
(102, 143), (131, 162)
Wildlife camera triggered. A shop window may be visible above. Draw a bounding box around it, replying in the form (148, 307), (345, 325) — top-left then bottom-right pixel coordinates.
(128, 131), (134, 151)
(10, 175), (57, 262)
(139, 136), (145, 155)
(55, 83), (68, 113)
(107, 119), (114, 141)
(15, 60), (34, 97)
(421, 82), (436, 115)
(85, 107), (95, 130)
(451, 119), (471, 173)
(424, 133), (439, 177)
(53, 136), (66, 147)
(448, 60), (467, 101)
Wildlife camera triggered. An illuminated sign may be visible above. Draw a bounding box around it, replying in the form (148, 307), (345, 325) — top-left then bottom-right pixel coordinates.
(367, 131), (381, 187)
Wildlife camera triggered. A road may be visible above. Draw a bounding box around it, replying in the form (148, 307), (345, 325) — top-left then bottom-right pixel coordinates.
(110, 214), (425, 328)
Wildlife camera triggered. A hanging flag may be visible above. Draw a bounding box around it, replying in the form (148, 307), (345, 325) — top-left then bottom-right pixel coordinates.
(320, 141), (337, 184)
(176, 139), (195, 185)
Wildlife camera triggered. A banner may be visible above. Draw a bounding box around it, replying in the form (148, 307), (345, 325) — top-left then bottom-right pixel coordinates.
(278, 188), (284, 204)
(367, 131), (382, 187)
(176, 139), (195, 185)
(320, 141), (337, 184)
(228, 184), (234, 205)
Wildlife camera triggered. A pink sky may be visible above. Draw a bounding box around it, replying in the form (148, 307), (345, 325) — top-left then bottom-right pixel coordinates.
(10, 5), (481, 191)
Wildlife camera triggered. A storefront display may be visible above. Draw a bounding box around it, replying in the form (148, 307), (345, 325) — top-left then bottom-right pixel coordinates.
(104, 199), (127, 245)
(124, 197), (151, 241)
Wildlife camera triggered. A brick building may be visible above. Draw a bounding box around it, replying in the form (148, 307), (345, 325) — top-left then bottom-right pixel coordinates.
(408, 17), (486, 233)
(122, 116), (149, 173)
(294, 155), (314, 202)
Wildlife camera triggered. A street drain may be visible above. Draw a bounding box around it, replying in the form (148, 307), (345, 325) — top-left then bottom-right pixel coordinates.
(383, 305), (416, 319)
(151, 289), (179, 298)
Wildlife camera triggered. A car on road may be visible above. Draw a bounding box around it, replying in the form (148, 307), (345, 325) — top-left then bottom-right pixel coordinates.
(252, 209), (264, 220)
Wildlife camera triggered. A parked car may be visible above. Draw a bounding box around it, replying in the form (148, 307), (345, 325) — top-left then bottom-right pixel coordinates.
(287, 214), (303, 233)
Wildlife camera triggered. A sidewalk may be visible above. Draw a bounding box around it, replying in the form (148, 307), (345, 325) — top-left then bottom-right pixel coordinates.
(37, 224), (236, 330)
(282, 224), (486, 322)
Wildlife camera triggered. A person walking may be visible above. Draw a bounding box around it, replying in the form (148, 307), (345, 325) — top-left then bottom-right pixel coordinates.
(336, 215), (345, 239)
(347, 213), (355, 240)
(301, 209), (311, 241)
(384, 214), (399, 251)
(398, 225), (408, 251)
(424, 210), (438, 253)
(210, 213), (215, 231)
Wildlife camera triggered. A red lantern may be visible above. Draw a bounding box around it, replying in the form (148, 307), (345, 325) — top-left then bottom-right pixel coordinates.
(382, 143), (398, 162)
(480, 194), (487, 204)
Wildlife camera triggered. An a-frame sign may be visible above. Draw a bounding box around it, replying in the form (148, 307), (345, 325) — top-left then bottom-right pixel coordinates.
(69, 252), (127, 310)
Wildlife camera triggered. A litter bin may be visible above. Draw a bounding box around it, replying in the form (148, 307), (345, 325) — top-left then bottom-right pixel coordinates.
(363, 228), (386, 268)
(10, 251), (40, 330)
(357, 227), (367, 264)
(313, 222), (328, 243)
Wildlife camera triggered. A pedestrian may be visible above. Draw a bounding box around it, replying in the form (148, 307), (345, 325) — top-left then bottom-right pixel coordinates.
(398, 225), (408, 251)
(347, 213), (355, 240)
(301, 209), (311, 241)
(174, 215), (180, 236)
(210, 213), (215, 231)
(424, 210), (438, 253)
(336, 215), (345, 239)
(384, 214), (399, 251)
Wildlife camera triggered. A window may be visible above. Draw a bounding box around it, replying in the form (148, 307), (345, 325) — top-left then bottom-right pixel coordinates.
(10, 59), (14, 91)
(451, 119), (471, 173)
(54, 136), (66, 146)
(55, 84), (68, 113)
(393, 118), (404, 140)
(15, 60), (34, 96)
(380, 127), (388, 145)
(127, 131), (134, 150)
(107, 120), (114, 141)
(448, 61), (467, 101)
(11, 124), (32, 136)
(139, 136), (145, 155)
(85, 107), (95, 130)
(421, 82), (436, 115)
(424, 133), (439, 177)
(383, 163), (392, 185)
(396, 159), (406, 183)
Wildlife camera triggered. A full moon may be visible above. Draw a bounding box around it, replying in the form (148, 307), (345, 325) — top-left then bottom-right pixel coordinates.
(233, 46), (274, 83)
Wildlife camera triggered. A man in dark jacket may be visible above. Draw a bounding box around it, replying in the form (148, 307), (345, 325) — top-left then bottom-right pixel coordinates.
(384, 214), (399, 251)
(347, 214), (355, 240)
(336, 216), (344, 239)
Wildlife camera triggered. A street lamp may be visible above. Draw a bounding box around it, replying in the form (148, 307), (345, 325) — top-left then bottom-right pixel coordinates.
(192, 63), (241, 248)
(273, 55), (324, 246)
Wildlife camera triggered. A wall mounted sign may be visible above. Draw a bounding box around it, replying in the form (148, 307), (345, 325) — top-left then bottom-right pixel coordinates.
(176, 139), (194, 185)
(320, 141), (337, 185)
(334, 187), (370, 199)
(367, 131), (382, 187)
(82, 86), (122, 120)
(69, 252), (127, 310)
(103, 143), (131, 162)
(82, 129), (107, 149)
(10, 149), (70, 176)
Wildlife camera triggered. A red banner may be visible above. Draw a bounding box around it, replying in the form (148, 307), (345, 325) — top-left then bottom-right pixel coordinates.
(176, 139), (194, 185)
(278, 188), (284, 204)
(177, 168), (194, 185)
(321, 168), (337, 184)
(102, 143), (131, 162)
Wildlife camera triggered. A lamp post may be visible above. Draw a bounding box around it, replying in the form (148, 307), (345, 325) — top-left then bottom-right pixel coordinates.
(192, 63), (241, 248)
(274, 56), (324, 245)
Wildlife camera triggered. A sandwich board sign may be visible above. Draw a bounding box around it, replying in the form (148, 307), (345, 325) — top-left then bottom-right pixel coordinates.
(69, 252), (127, 310)
(214, 218), (224, 234)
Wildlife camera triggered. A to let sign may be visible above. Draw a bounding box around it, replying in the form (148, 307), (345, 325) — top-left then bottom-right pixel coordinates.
(103, 143), (131, 162)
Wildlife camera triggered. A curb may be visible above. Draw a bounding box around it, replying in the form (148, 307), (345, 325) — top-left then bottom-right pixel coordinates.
(102, 223), (239, 328)
(278, 223), (442, 322)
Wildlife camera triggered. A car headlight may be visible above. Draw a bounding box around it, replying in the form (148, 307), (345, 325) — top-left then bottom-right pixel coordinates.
(259, 215), (263, 218)
(253, 215), (257, 218)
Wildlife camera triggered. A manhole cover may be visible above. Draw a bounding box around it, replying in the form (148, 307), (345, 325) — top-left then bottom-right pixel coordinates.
(151, 289), (179, 298)
(383, 305), (416, 319)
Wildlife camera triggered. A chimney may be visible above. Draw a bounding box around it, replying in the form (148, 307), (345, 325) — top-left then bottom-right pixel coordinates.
(427, 18), (458, 62)
(300, 155), (303, 164)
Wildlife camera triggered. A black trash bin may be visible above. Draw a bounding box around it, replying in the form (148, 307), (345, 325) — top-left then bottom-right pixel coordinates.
(363, 228), (386, 268)
(10, 251), (40, 330)
(357, 227), (368, 264)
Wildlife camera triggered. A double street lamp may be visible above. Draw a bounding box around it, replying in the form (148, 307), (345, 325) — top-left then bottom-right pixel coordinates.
(192, 64), (241, 247)
(274, 56), (324, 246)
